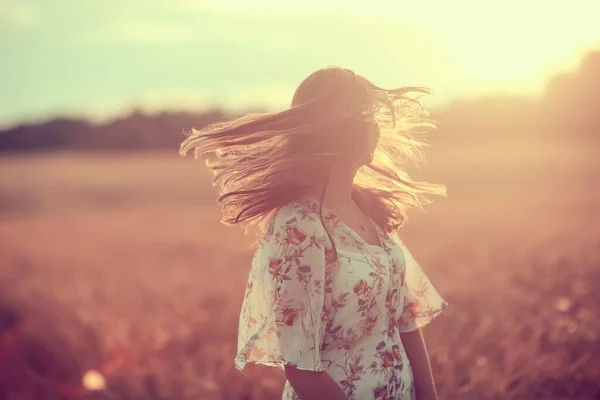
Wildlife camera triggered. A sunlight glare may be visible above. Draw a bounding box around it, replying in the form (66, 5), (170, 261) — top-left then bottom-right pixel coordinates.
(82, 369), (106, 391)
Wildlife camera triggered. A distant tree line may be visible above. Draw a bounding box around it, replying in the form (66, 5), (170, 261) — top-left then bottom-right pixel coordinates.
(0, 51), (598, 153)
(0, 109), (226, 153)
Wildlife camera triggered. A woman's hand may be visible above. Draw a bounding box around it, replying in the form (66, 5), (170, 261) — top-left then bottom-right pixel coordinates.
(284, 365), (349, 400)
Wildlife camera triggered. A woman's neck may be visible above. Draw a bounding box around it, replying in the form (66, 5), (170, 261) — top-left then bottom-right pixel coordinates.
(320, 166), (359, 209)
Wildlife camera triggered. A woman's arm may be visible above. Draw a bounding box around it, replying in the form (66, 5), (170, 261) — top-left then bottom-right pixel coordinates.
(284, 366), (348, 400)
(400, 328), (439, 400)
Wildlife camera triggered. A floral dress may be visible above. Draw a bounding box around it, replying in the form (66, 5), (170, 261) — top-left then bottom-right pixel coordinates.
(234, 198), (447, 400)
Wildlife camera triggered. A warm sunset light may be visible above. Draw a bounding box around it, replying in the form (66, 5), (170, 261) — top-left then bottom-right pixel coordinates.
(82, 369), (106, 391)
(0, 0), (598, 127)
(1, 0), (600, 399)
(200, 0), (599, 84)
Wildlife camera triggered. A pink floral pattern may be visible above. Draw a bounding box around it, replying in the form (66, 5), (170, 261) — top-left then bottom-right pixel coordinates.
(235, 198), (447, 400)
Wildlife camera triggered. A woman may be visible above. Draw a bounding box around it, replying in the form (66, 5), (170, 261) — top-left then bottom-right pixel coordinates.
(180, 66), (448, 400)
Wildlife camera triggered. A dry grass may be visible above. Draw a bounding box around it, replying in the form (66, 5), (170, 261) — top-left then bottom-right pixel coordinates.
(0, 147), (599, 399)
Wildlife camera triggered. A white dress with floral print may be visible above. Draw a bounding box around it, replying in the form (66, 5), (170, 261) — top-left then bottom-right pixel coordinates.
(234, 198), (447, 400)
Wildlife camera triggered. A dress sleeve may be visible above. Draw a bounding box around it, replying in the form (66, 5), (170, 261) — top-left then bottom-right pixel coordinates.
(395, 235), (448, 333)
(234, 203), (329, 372)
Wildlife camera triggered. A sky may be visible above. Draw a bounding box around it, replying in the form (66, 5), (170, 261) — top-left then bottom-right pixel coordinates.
(1, 0), (599, 128)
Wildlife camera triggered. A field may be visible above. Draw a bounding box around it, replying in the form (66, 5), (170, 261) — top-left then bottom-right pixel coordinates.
(1, 141), (599, 400)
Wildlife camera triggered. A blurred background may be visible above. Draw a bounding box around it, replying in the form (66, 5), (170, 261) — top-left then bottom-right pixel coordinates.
(1, 1), (599, 399)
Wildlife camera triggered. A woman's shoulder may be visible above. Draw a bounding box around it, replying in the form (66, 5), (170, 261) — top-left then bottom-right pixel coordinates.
(252, 198), (332, 261)
(264, 197), (326, 237)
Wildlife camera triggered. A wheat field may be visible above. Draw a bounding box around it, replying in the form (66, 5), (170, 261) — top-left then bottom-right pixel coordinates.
(1, 142), (599, 399)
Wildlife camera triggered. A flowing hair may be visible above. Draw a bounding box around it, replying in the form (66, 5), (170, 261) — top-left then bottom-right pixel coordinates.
(180, 66), (446, 240)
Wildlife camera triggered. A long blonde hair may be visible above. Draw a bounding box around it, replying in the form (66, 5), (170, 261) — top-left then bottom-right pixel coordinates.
(180, 66), (446, 236)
